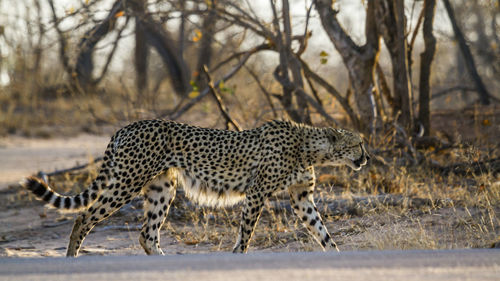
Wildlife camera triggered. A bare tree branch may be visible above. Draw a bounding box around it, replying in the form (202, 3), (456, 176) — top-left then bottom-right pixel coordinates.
(202, 65), (242, 131)
(136, 11), (191, 97)
(376, 63), (393, 108)
(299, 58), (359, 128)
(408, 4), (425, 68)
(165, 44), (263, 120)
(245, 66), (278, 118)
(47, 0), (73, 77)
(418, 0), (437, 136)
(273, 66), (338, 126)
(443, 0), (491, 105)
(134, 0), (148, 101)
(75, 0), (124, 90)
(296, 0), (315, 57)
(315, 0), (362, 60)
(315, 0), (380, 132)
(94, 17), (130, 85)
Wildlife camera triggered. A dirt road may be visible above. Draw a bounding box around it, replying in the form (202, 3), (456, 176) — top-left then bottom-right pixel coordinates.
(0, 135), (108, 188)
(0, 250), (499, 281)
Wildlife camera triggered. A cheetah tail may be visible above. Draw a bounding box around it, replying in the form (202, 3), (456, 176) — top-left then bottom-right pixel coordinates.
(20, 176), (99, 212)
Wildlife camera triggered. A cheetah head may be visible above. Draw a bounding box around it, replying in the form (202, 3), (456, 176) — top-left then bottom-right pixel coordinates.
(318, 128), (370, 170)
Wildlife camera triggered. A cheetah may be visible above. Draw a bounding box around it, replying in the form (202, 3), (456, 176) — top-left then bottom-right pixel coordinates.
(21, 119), (369, 257)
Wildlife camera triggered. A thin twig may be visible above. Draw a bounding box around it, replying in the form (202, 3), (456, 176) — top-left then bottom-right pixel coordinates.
(408, 4), (425, 59)
(202, 65), (242, 131)
(37, 157), (104, 180)
(211, 43), (271, 72)
(296, 0), (315, 56)
(273, 66), (339, 126)
(94, 17), (130, 84)
(299, 58), (359, 127)
(304, 70), (323, 107)
(376, 63), (394, 107)
(164, 44), (264, 120)
(245, 66), (278, 118)
(47, 0), (72, 76)
(431, 86), (476, 100)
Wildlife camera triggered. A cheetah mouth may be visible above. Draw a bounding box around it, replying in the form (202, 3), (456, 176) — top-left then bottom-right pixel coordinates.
(349, 145), (369, 170)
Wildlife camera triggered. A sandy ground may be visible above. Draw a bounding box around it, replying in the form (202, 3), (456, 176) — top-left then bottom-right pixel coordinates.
(0, 135), (109, 189)
(0, 134), (123, 257)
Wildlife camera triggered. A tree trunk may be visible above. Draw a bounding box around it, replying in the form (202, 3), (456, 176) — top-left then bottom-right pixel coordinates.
(315, 0), (380, 133)
(134, 0), (149, 104)
(74, 0), (123, 93)
(282, 0), (310, 124)
(194, 0), (216, 90)
(442, 0), (491, 105)
(418, 0), (437, 136)
(134, 10), (191, 97)
(270, 0), (310, 124)
(376, 0), (413, 131)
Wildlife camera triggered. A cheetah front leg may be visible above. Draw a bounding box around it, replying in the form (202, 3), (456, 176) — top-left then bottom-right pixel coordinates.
(289, 185), (339, 251)
(232, 193), (265, 253)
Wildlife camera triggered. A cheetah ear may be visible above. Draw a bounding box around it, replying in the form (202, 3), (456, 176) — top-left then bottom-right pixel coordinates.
(326, 128), (342, 144)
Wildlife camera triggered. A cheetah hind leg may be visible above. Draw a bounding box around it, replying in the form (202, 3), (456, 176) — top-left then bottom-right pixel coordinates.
(139, 171), (177, 255)
(66, 186), (141, 257)
(232, 192), (265, 253)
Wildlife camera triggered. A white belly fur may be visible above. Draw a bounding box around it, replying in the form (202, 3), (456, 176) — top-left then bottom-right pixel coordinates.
(178, 169), (246, 208)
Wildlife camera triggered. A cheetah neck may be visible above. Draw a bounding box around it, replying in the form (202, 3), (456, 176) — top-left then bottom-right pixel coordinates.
(296, 125), (328, 167)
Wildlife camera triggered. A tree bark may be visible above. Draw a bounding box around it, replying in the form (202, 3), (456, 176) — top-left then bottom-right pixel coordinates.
(270, 0), (306, 124)
(194, 0), (216, 90)
(376, 0), (413, 131)
(134, 0), (149, 104)
(282, 0), (310, 124)
(315, 0), (380, 133)
(75, 0), (124, 92)
(135, 11), (191, 97)
(442, 0), (491, 105)
(418, 0), (437, 136)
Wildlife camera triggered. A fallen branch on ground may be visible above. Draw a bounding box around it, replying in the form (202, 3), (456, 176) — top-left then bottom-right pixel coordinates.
(266, 194), (453, 217)
(431, 157), (500, 176)
(36, 157), (103, 183)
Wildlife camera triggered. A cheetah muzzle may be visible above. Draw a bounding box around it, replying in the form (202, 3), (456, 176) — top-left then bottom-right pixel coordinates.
(21, 119), (369, 257)
(351, 145), (370, 170)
